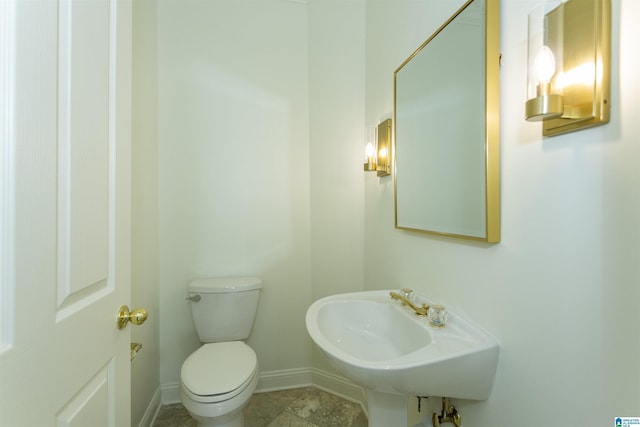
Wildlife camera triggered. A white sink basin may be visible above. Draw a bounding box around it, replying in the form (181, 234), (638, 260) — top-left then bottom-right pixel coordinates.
(305, 290), (499, 407)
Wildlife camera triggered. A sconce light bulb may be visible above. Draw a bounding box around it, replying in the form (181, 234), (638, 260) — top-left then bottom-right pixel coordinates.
(363, 141), (377, 172)
(535, 45), (556, 83)
(365, 142), (375, 160)
(526, 44), (564, 121)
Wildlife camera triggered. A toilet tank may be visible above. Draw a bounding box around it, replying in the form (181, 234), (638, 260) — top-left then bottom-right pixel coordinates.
(187, 277), (262, 342)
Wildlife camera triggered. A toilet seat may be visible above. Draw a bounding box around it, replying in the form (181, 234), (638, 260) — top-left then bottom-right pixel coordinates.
(181, 341), (258, 404)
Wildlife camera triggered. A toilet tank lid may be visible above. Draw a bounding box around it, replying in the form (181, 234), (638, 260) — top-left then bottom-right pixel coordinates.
(188, 277), (262, 293)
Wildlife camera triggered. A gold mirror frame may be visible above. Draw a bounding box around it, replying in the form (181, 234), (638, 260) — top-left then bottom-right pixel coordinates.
(393, 0), (500, 243)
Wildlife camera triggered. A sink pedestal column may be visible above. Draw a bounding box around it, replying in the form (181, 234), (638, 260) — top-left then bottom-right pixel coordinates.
(365, 390), (408, 427)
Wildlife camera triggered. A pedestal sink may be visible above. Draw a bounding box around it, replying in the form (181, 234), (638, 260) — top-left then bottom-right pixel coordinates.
(305, 290), (499, 427)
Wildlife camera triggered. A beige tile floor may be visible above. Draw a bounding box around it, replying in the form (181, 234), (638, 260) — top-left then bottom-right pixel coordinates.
(153, 387), (368, 427)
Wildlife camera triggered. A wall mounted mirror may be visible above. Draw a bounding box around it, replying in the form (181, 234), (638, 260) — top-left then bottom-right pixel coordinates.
(394, 0), (500, 242)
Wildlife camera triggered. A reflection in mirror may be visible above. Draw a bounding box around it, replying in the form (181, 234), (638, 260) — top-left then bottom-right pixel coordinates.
(394, 0), (500, 242)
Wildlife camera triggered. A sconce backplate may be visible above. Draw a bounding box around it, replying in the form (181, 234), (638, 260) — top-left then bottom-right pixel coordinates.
(542, 0), (611, 137)
(376, 119), (391, 177)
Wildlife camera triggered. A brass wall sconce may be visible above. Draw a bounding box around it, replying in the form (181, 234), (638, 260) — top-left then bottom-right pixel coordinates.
(363, 119), (391, 177)
(363, 126), (377, 172)
(525, 0), (611, 136)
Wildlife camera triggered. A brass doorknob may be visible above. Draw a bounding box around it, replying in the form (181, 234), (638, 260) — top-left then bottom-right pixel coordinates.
(117, 305), (148, 329)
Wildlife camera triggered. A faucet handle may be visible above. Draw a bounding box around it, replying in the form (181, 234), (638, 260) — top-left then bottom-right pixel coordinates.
(401, 288), (413, 298)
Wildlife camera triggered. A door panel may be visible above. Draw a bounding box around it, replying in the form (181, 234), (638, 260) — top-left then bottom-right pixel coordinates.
(57, 0), (112, 318)
(55, 361), (114, 427)
(0, 0), (132, 425)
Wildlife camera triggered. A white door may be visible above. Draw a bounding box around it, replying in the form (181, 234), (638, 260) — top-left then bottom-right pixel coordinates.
(0, 0), (134, 425)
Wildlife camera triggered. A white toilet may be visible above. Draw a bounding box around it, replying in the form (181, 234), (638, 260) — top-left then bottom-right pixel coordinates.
(180, 277), (262, 427)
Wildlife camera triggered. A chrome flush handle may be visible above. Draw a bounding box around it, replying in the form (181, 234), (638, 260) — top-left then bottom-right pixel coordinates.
(186, 294), (201, 303)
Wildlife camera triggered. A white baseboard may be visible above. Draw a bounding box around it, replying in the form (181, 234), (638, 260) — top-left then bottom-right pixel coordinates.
(137, 387), (162, 427)
(157, 367), (366, 412)
(309, 368), (367, 412)
(255, 367), (313, 392)
(160, 381), (181, 405)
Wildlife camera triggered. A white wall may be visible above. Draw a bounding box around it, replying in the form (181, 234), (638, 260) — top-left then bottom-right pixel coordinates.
(365, 0), (640, 425)
(131, 0), (160, 424)
(157, 0), (314, 389)
(308, 0), (367, 374)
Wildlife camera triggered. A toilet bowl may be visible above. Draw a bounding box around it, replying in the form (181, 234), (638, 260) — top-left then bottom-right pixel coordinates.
(180, 342), (258, 427)
(180, 277), (262, 427)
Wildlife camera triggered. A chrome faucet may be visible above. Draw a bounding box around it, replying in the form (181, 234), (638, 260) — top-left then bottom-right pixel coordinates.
(389, 288), (429, 316)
